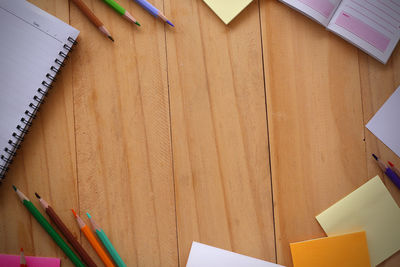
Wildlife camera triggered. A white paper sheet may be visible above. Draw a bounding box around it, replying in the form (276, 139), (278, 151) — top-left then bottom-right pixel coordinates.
(186, 242), (285, 267)
(366, 86), (400, 157)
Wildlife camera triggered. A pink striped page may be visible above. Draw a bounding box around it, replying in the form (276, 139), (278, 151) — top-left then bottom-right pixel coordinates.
(298, 0), (336, 18)
(335, 11), (391, 52)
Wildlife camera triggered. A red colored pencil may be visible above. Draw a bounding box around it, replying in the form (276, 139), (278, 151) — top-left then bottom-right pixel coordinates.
(20, 248), (27, 267)
(388, 161), (400, 178)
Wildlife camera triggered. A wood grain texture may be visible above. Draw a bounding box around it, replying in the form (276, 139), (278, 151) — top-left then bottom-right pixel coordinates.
(70, 0), (178, 266)
(260, 1), (374, 266)
(1, 0), (400, 266)
(0, 0), (79, 265)
(164, 0), (275, 265)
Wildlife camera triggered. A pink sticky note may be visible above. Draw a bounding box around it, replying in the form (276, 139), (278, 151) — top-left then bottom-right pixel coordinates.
(0, 254), (60, 267)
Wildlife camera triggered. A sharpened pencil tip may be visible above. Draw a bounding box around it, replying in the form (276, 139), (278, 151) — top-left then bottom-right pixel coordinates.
(166, 20), (174, 27)
(35, 192), (41, 199)
(372, 154), (378, 161)
(71, 208), (77, 217)
(12, 185), (17, 191)
(135, 21), (141, 26)
(388, 161), (394, 167)
(108, 35), (114, 42)
(86, 212), (91, 219)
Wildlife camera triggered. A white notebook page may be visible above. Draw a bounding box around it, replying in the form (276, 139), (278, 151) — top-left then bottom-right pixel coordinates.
(0, 0), (79, 179)
(366, 86), (400, 157)
(279, 0), (342, 26)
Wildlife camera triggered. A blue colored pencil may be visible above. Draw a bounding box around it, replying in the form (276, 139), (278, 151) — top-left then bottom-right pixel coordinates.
(133, 0), (174, 26)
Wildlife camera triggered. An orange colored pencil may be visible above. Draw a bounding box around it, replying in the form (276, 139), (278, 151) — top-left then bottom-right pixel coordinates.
(72, 209), (116, 267)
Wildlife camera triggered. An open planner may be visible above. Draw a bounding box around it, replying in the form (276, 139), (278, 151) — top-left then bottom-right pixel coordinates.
(0, 0), (79, 181)
(280, 0), (400, 63)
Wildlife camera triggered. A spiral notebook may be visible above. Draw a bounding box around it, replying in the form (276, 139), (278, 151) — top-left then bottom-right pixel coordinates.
(0, 0), (79, 181)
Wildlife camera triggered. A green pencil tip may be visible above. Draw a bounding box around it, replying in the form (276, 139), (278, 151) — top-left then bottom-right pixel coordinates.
(86, 212), (91, 219)
(12, 185), (17, 191)
(135, 21), (141, 26)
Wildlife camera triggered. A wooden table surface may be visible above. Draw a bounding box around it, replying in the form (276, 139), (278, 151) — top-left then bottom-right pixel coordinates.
(1, 0), (399, 266)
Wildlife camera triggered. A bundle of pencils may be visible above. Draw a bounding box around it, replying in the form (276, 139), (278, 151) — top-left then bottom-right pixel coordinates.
(13, 186), (85, 267)
(35, 193), (97, 267)
(70, 0), (174, 42)
(14, 188), (126, 266)
(72, 209), (116, 267)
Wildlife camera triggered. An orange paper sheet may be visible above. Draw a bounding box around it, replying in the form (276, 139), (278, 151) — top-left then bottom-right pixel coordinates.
(290, 231), (371, 267)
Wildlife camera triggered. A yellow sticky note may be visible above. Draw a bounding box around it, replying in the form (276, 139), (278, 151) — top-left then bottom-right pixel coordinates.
(316, 176), (400, 266)
(202, 0), (253, 24)
(290, 231), (371, 267)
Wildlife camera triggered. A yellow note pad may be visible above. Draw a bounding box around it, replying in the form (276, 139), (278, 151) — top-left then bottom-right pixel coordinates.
(316, 176), (400, 266)
(290, 231), (371, 267)
(202, 0), (253, 24)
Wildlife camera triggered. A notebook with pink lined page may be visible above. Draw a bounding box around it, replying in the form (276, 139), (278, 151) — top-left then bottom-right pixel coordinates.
(280, 0), (400, 64)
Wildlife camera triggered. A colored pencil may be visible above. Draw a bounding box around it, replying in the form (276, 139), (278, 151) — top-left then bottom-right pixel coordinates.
(133, 0), (174, 26)
(20, 248), (26, 267)
(87, 213), (126, 267)
(70, 0), (115, 41)
(72, 209), (116, 267)
(388, 161), (400, 177)
(35, 193), (97, 267)
(372, 154), (400, 189)
(12, 186), (85, 267)
(102, 0), (140, 26)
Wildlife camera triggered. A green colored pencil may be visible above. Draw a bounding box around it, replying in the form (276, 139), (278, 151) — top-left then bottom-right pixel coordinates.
(101, 0), (140, 26)
(13, 185), (86, 267)
(87, 213), (126, 267)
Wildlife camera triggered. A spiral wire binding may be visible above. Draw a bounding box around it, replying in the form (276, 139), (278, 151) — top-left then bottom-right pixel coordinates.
(0, 36), (78, 182)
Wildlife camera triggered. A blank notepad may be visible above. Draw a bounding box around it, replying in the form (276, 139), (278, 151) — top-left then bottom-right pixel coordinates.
(0, 0), (79, 181)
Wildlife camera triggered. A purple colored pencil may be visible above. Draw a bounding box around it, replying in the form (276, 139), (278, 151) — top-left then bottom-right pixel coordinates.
(372, 154), (400, 190)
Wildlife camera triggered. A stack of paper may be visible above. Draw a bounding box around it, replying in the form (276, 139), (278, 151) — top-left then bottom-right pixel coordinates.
(186, 241), (285, 267)
(290, 231), (371, 267)
(316, 176), (400, 266)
